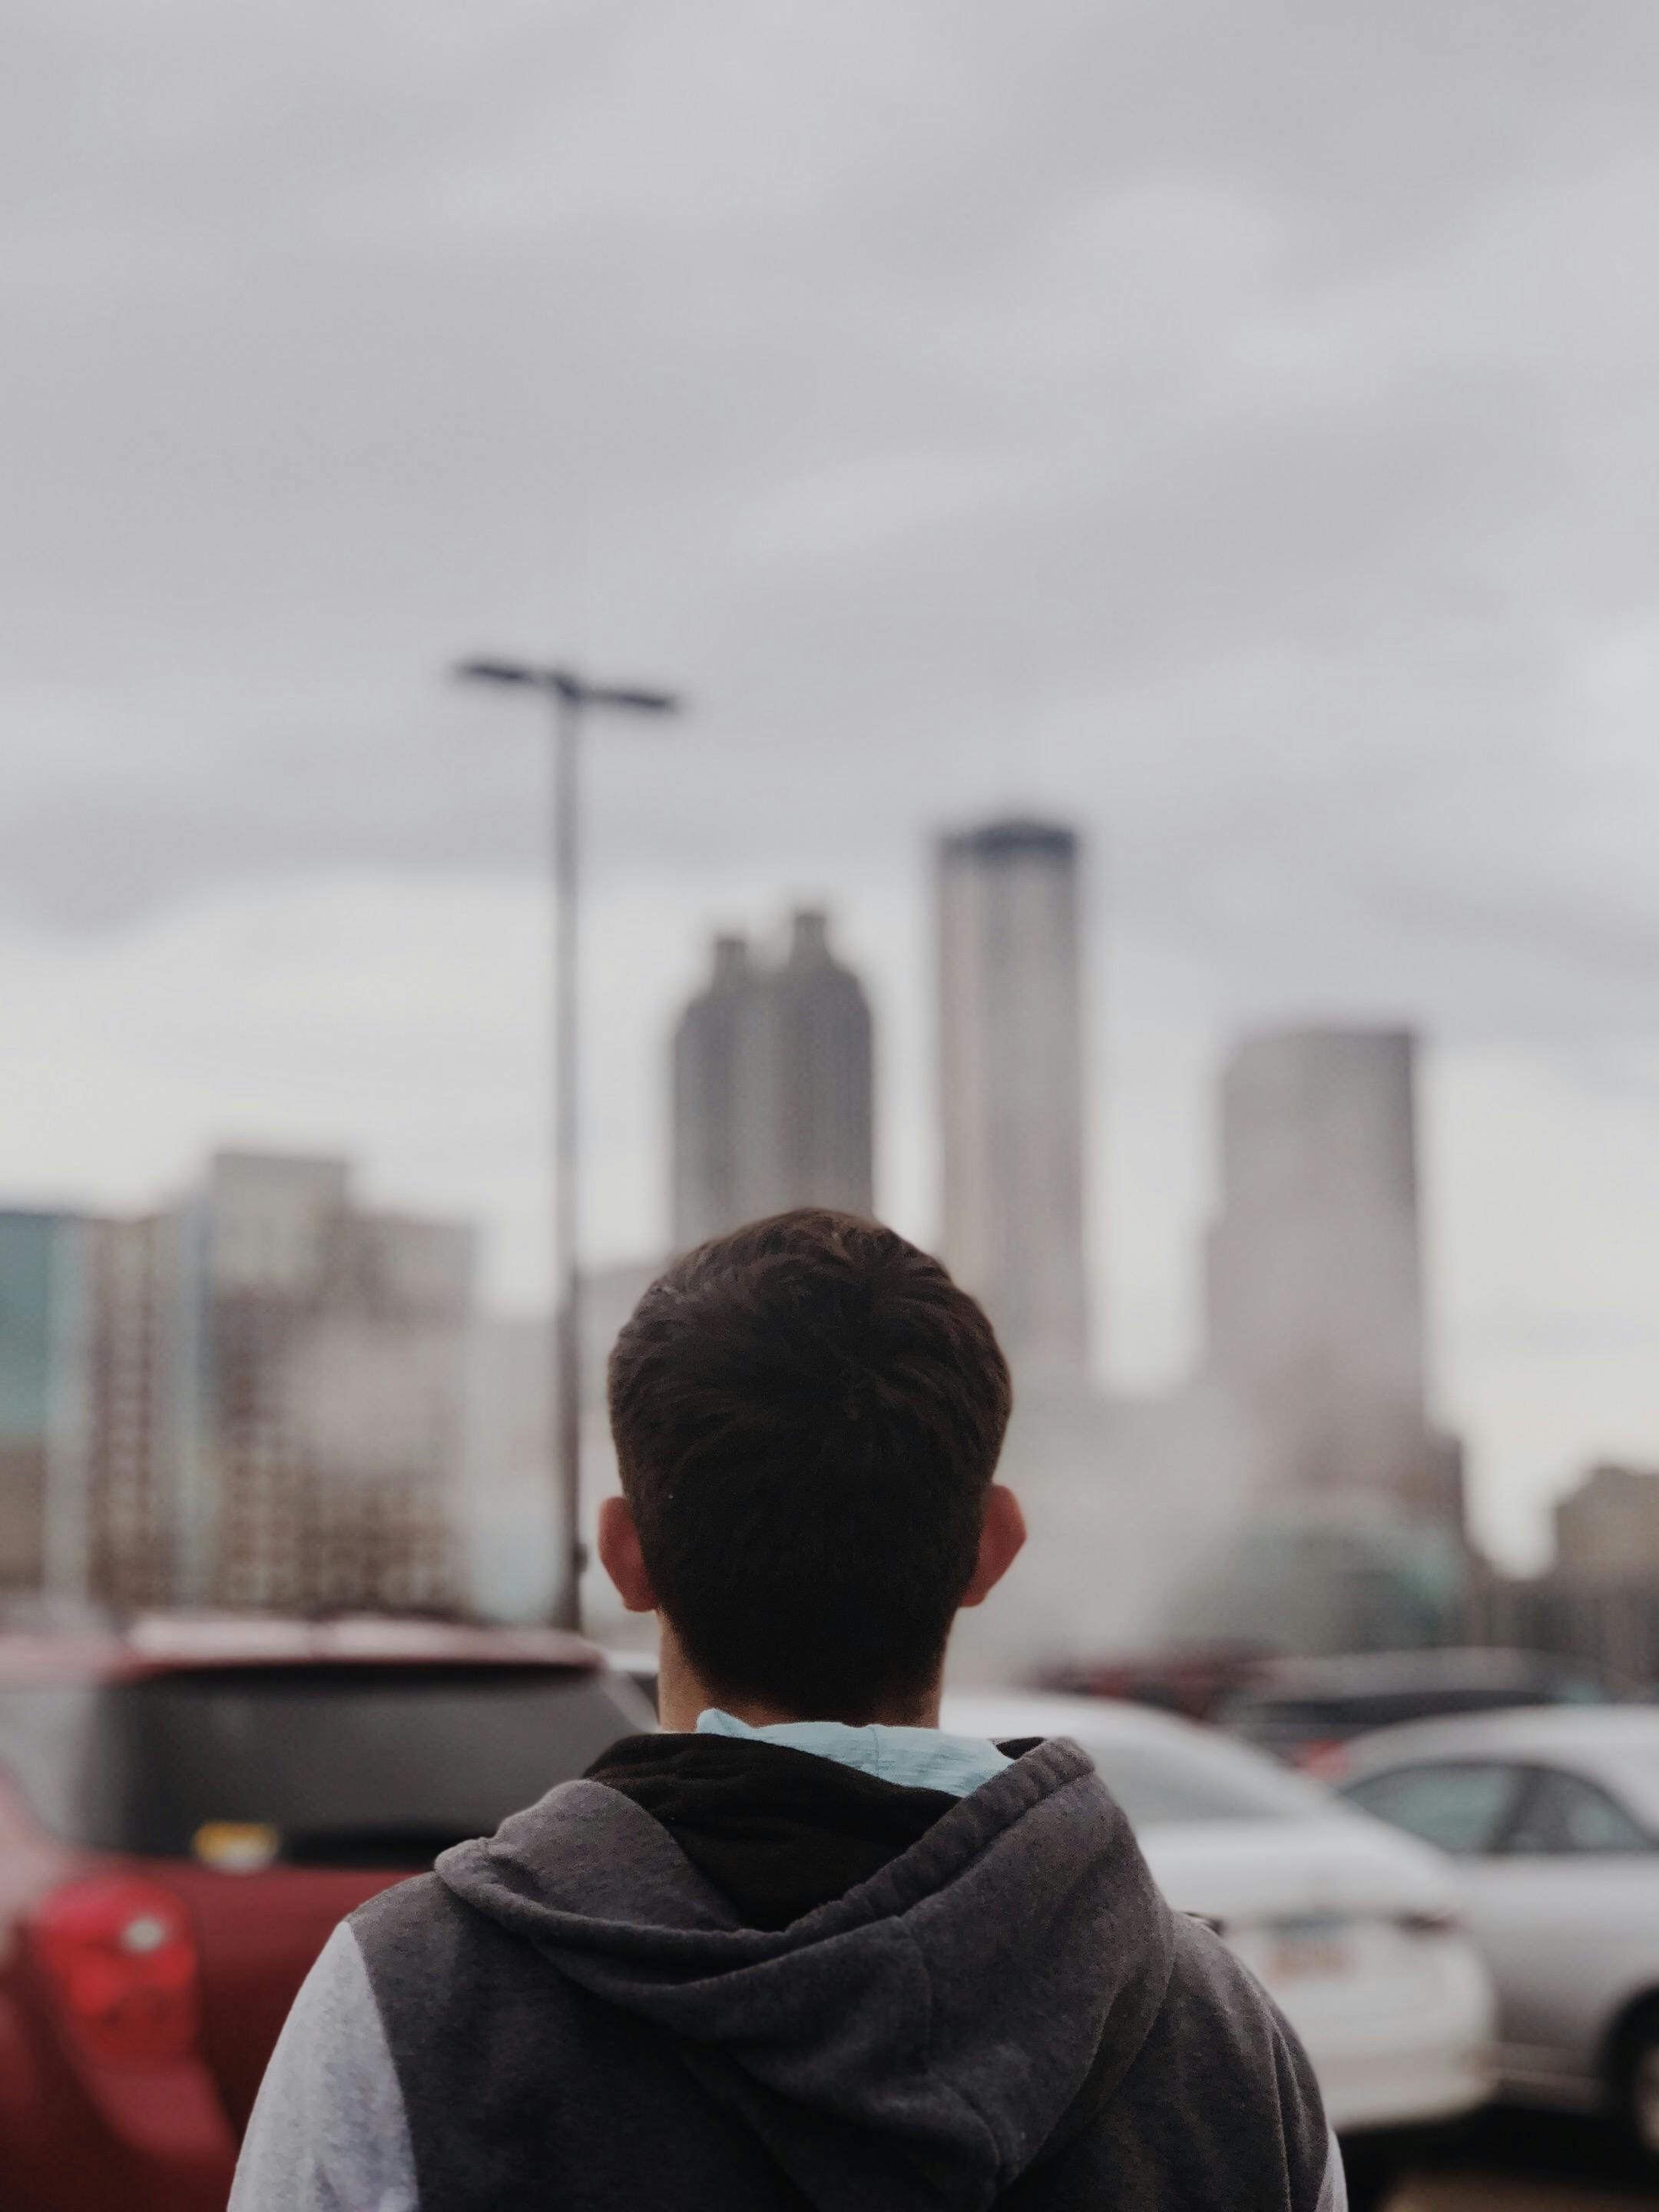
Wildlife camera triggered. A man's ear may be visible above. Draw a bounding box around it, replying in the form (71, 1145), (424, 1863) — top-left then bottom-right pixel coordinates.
(598, 1494), (657, 1614)
(959, 1484), (1026, 1608)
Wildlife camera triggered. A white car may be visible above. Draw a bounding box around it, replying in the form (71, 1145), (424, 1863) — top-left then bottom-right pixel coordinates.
(942, 1690), (1495, 2144)
(1337, 1706), (1659, 2155)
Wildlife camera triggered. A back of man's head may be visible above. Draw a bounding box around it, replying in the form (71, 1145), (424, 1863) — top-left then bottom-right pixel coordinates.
(608, 1209), (1013, 1721)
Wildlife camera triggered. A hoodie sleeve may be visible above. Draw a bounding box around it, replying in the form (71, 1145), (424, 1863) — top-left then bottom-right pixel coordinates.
(1264, 1972), (1348, 2212)
(1320, 2132), (1349, 2212)
(228, 1920), (418, 2212)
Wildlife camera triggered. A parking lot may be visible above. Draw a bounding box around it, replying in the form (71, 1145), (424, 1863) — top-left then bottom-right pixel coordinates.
(1397, 2114), (1657, 2210)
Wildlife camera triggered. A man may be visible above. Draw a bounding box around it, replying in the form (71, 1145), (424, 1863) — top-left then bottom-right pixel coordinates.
(232, 1209), (1344, 2211)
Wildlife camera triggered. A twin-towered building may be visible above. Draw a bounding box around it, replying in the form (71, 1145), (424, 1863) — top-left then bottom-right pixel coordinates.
(672, 909), (874, 1250)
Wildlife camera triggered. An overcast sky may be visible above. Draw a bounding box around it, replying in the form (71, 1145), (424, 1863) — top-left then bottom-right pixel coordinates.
(8, 0), (1659, 1565)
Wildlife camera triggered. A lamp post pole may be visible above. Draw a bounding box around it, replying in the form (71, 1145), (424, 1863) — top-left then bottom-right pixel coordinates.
(454, 659), (680, 1631)
(550, 683), (581, 1637)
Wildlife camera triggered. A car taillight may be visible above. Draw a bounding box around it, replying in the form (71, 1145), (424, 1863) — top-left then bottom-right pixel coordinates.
(1296, 1740), (1349, 1780)
(28, 1876), (202, 2066)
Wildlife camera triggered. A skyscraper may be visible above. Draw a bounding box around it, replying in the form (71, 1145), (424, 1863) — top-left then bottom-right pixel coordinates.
(938, 820), (1089, 1379)
(771, 910), (875, 1220)
(671, 909), (874, 1250)
(1205, 1025), (1442, 1515)
(671, 935), (753, 1252)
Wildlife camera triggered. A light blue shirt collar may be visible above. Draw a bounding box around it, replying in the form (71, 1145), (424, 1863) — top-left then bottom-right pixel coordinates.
(695, 1707), (1011, 1797)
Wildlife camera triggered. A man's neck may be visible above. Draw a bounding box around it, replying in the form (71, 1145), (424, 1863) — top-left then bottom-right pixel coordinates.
(653, 1624), (941, 1735)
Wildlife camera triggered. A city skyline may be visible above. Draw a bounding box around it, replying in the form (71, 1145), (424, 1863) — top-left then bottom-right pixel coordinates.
(3, 845), (1628, 1592)
(6, 838), (1657, 1582)
(7, 979), (1654, 1647)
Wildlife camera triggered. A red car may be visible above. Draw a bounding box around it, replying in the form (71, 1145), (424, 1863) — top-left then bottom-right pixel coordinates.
(0, 1616), (653, 2212)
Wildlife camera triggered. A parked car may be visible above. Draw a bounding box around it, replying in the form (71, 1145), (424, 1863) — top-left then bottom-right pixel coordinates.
(1222, 1648), (1611, 1769)
(0, 1615), (654, 2212)
(1337, 1706), (1659, 2157)
(1038, 1647), (1264, 1724)
(942, 1690), (1495, 2177)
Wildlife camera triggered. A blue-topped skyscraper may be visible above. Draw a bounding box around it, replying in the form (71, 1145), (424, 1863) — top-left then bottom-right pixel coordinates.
(0, 1210), (86, 1598)
(937, 820), (1090, 1382)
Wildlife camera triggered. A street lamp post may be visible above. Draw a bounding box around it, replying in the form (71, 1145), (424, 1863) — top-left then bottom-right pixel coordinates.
(454, 659), (680, 1631)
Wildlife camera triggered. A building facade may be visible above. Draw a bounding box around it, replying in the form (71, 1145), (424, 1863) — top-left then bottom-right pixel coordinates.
(197, 1153), (474, 1614)
(1, 1154), (476, 1618)
(1555, 1462), (1659, 1581)
(671, 909), (873, 1250)
(937, 820), (1089, 1381)
(1204, 1025), (1452, 1522)
(81, 1210), (182, 1611)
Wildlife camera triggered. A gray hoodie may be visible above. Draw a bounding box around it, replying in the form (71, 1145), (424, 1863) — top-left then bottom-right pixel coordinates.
(233, 1736), (1344, 2210)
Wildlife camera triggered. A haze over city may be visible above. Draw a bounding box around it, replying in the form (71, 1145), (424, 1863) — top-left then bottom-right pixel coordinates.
(11, 2), (1659, 1568)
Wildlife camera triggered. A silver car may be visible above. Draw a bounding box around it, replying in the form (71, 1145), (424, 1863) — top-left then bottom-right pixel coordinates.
(1337, 1706), (1659, 2156)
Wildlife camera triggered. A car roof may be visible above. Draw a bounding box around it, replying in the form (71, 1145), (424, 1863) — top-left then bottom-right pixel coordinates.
(1343, 1702), (1659, 1778)
(1234, 1647), (1595, 1701)
(0, 1613), (605, 1684)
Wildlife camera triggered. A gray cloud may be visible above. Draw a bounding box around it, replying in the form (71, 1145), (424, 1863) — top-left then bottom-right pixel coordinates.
(8, 0), (1659, 940)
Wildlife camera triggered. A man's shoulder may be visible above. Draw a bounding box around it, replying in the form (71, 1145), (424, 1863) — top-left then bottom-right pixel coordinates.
(348, 1863), (591, 2051)
(349, 1868), (528, 1994)
(1166, 1909), (1280, 2018)
(349, 1870), (452, 1944)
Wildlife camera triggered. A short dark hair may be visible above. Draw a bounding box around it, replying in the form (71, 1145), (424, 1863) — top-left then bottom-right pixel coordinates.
(608, 1209), (1013, 1720)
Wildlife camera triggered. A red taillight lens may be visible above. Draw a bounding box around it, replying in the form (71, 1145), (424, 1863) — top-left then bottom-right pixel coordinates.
(28, 1876), (202, 2066)
(1298, 1740), (1350, 1781)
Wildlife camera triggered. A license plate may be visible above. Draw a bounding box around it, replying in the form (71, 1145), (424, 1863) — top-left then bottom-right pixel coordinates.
(1267, 1918), (1355, 1982)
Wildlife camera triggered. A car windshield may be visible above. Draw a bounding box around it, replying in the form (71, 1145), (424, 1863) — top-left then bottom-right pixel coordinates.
(0, 1665), (647, 1865)
(1071, 1732), (1327, 1826)
(1340, 1762), (1525, 1854)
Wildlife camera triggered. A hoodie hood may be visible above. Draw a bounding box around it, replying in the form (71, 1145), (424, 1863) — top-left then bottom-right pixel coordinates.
(436, 1738), (1176, 2212)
